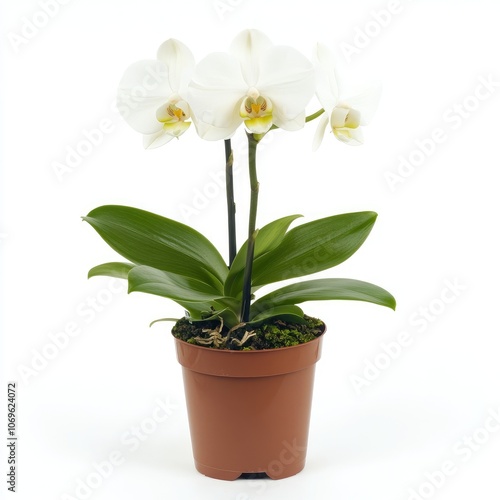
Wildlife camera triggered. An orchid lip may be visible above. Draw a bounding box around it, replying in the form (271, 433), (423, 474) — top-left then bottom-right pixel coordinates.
(244, 114), (273, 134)
(156, 96), (192, 125)
(163, 120), (191, 137)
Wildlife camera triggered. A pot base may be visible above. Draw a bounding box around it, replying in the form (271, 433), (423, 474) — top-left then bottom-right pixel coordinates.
(194, 459), (306, 481)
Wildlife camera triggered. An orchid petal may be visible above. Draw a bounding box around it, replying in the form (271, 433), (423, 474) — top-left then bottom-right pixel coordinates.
(156, 39), (195, 95)
(330, 106), (350, 128)
(257, 46), (315, 128)
(342, 84), (382, 125)
(312, 113), (329, 151)
(273, 109), (306, 132)
(314, 43), (339, 110)
(188, 52), (247, 139)
(333, 126), (364, 146)
(194, 120), (238, 141)
(142, 130), (175, 149)
(117, 60), (173, 134)
(230, 29), (273, 86)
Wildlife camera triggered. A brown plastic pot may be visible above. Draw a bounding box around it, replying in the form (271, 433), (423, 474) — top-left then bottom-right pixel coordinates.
(174, 329), (324, 480)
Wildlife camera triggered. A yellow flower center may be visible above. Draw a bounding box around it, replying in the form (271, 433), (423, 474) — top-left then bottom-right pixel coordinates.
(168, 105), (185, 121)
(246, 97), (267, 116)
(156, 96), (192, 137)
(239, 88), (273, 134)
(158, 98), (190, 124)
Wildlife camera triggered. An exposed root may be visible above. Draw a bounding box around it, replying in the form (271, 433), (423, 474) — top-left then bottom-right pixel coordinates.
(192, 317), (228, 348)
(230, 330), (256, 347)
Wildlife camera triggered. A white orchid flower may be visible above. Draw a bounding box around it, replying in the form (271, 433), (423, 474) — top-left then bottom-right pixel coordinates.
(313, 43), (381, 150)
(188, 29), (316, 140)
(117, 39), (195, 149)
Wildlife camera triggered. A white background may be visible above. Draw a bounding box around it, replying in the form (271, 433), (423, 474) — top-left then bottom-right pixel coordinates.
(1, 1), (500, 499)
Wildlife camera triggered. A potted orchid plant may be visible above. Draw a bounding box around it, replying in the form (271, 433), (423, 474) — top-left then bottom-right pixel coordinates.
(83, 30), (395, 480)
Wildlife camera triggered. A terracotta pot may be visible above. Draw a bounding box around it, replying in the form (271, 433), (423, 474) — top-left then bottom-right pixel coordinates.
(174, 329), (324, 480)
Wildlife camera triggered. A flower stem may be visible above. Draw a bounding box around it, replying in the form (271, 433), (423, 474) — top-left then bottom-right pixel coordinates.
(305, 108), (325, 122)
(268, 108), (324, 131)
(240, 132), (260, 323)
(225, 139), (236, 267)
(241, 228), (258, 323)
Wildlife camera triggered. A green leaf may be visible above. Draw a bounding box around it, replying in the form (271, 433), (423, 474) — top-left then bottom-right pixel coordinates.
(175, 302), (213, 321)
(83, 205), (228, 287)
(251, 278), (396, 317)
(128, 265), (223, 302)
(150, 302), (240, 329)
(170, 300), (232, 323)
(88, 262), (135, 279)
(248, 305), (307, 326)
(187, 307), (240, 328)
(225, 214), (302, 296)
(251, 212), (378, 287)
(127, 266), (244, 327)
(212, 297), (241, 316)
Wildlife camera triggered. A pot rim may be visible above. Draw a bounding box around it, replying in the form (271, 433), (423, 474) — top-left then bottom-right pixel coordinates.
(172, 320), (326, 354)
(174, 329), (325, 354)
(174, 326), (326, 378)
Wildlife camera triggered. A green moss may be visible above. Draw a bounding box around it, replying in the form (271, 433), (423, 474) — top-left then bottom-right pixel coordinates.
(171, 315), (325, 350)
